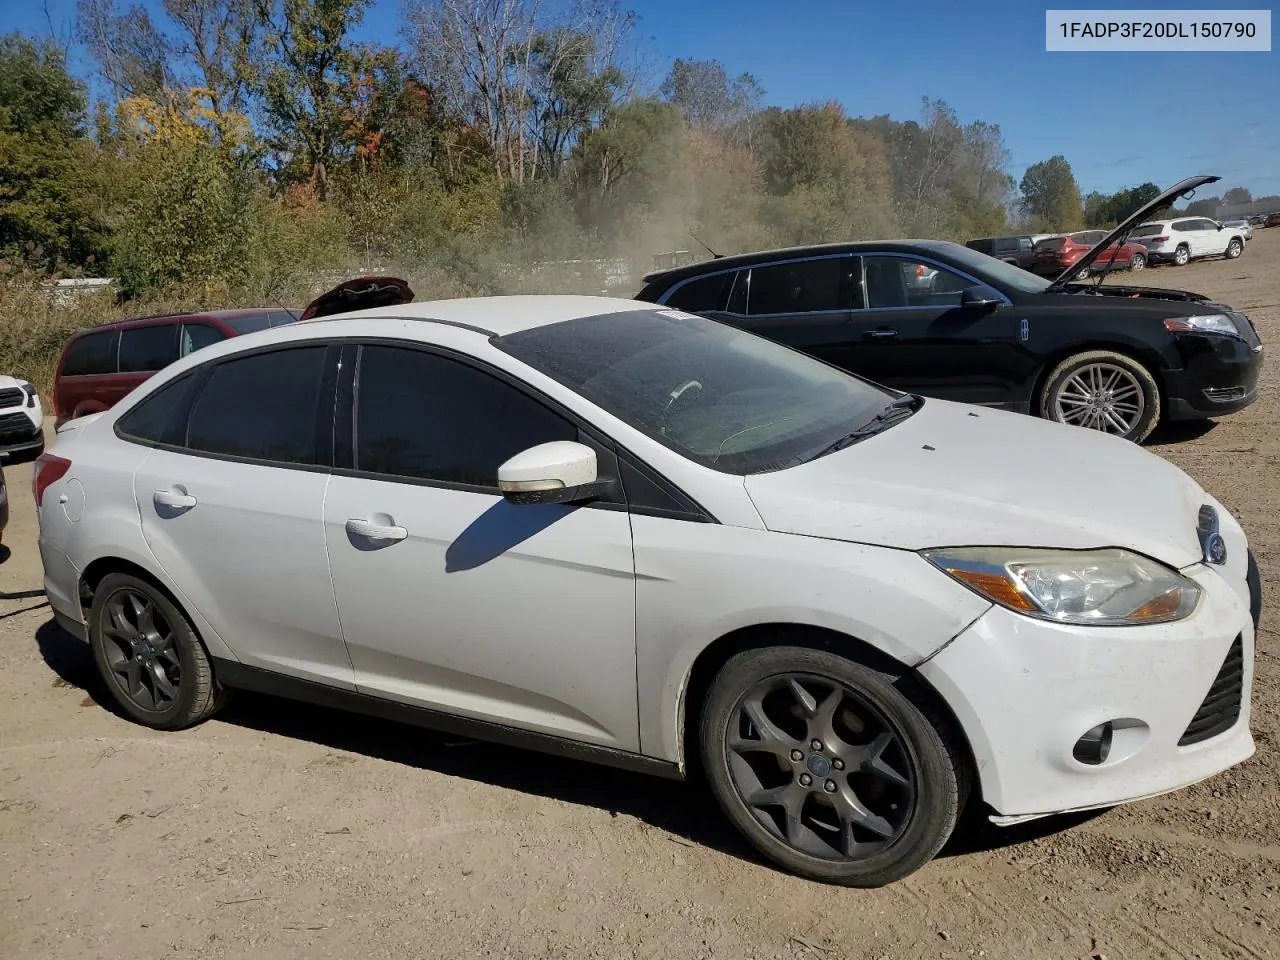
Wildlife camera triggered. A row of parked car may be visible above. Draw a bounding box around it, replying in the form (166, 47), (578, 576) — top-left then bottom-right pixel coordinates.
(967, 212), (1257, 280)
(6, 173), (1264, 891)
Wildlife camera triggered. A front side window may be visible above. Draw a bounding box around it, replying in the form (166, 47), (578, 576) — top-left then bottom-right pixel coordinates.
(496, 308), (895, 475)
(354, 345), (577, 487)
(181, 323), (228, 356)
(118, 324), (179, 373)
(863, 256), (972, 309)
(185, 346), (327, 464)
(62, 329), (119, 376)
(747, 257), (850, 316)
(1171, 221), (1193, 232)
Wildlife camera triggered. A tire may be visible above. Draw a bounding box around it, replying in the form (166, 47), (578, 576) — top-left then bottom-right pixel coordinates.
(700, 645), (965, 887)
(1038, 349), (1161, 443)
(1129, 253), (1146, 271)
(89, 572), (227, 729)
(1174, 244), (1190, 266)
(1225, 238), (1243, 259)
(1075, 268), (1090, 280)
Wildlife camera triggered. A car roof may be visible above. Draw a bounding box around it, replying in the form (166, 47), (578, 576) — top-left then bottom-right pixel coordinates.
(299, 294), (657, 337)
(639, 239), (969, 286)
(75, 308), (293, 336)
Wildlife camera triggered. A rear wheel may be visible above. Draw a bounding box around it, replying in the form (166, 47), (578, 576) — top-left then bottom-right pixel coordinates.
(1225, 238), (1243, 259)
(1129, 253), (1146, 271)
(1039, 350), (1161, 443)
(89, 572), (227, 729)
(1174, 244), (1190, 266)
(700, 645), (964, 887)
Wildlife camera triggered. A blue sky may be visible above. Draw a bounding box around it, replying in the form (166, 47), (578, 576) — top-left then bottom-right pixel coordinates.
(7, 0), (1277, 197)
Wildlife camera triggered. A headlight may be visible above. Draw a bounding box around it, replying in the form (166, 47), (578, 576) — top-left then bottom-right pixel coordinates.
(922, 547), (1200, 626)
(1163, 314), (1240, 337)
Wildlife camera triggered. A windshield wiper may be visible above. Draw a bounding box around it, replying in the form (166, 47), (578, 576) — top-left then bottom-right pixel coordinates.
(805, 394), (922, 461)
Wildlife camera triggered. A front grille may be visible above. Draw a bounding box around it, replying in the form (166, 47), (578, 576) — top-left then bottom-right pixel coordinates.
(0, 387), (24, 409)
(0, 410), (38, 443)
(1179, 635), (1244, 746)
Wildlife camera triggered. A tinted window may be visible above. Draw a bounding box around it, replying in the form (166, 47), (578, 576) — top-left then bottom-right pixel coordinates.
(747, 258), (849, 315)
(664, 274), (733, 313)
(181, 323), (228, 356)
(115, 372), (197, 444)
(496, 309), (893, 475)
(1132, 224), (1165, 237)
(61, 330), (118, 376)
(118, 324), (178, 373)
(1171, 221), (1193, 232)
(355, 345), (576, 487)
(186, 346), (327, 464)
(864, 256), (972, 309)
(1017, 238), (1033, 250)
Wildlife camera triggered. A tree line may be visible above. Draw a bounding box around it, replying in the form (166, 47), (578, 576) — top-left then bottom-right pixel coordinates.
(0, 0), (1270, 303)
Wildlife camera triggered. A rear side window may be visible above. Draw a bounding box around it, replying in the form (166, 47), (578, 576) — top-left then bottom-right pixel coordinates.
(1037, 238), (1065, 251)
(61, 330), (118, 376)
(664, 273), (734, 313)
(354, 345), (576, 487)
(115, 372), (198, 445)
(181, 323), (227, 356)
(221, 310), (298, 335)
(1172, 221), (1194, 232)
(1131, 224), (1164, 237)
(118, 324), (178, 373)
(185, 346), (328, 464)
(747, 258), (849, 315)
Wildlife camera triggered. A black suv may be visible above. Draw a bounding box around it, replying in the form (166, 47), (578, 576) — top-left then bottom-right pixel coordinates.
(965, 235), (1036, 270)
(634, 176), (1262, 443)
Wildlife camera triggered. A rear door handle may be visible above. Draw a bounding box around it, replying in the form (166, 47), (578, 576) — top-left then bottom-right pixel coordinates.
(153, 490), (197, 510)
(346, 518), (408, 542)
(864, 328), (898, 339)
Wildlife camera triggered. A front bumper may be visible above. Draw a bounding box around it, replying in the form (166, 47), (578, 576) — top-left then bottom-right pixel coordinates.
(918, 562), (1255, 821)
(0, 406), (44, 459)
(1163, 334), (1263, 420)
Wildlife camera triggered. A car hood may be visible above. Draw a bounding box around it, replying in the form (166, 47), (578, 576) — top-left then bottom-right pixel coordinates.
(743, 400), (1207, 568)
(0, 374), (27, 390)
(1049, 174), (1221, 288)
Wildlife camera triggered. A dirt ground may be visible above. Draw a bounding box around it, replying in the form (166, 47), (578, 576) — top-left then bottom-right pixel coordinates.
(2, 236), (1279, 960)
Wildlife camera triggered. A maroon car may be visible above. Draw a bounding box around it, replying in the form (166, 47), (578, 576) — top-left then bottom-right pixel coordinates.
(52, 309), (297, 428)
(1032, 231), (1149, 278)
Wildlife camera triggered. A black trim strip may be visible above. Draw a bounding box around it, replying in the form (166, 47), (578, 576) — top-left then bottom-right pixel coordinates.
(212, 659), (682, 780)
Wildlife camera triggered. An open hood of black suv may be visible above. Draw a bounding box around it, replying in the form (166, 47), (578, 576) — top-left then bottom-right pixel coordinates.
(1047, 175), (1220, 289)
(299, 276), (414, 321)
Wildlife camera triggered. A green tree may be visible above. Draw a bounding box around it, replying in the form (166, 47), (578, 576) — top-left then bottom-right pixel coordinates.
(1222, 186), (1252, 205)
(0, 35), (105, 269)
(1019, 155), (1083, 230)
(660, 58), (763, 136)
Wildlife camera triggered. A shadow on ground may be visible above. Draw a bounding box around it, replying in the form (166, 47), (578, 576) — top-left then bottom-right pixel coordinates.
(1147, 419), (1218, 445)
(35, 617), (1103, 875)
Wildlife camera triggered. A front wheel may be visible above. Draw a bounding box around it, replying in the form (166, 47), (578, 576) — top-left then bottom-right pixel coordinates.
(1039, 350), (1161, 442)
(1225, 238), (1243, 259)
(700, 645), (965, 887)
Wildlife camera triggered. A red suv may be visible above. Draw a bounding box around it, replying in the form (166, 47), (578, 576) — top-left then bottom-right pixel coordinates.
(1032, 231), (1149, 278)
(52, 309), (297, 428)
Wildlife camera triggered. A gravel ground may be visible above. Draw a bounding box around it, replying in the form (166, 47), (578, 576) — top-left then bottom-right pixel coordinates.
(2, 234), (1279, 960)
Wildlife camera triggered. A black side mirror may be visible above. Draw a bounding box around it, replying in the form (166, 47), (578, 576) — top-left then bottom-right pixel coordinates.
(960, 286), (1001, 311)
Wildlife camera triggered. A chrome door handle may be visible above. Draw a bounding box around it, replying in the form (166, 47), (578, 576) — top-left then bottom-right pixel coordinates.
(345, 518), (408, 542)
(153, 490), (197, 509)
(864, 329), (898, 339)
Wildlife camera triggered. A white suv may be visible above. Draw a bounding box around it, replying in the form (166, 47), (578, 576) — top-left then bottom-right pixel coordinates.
(1132, 217), (1246, 266)
(0, 375), (44, 461)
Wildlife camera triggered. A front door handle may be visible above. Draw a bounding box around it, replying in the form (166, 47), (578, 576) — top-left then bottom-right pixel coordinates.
(864, 328), (898, 339)
(346, 518), (408, 542)
(153, 489), (197, 510)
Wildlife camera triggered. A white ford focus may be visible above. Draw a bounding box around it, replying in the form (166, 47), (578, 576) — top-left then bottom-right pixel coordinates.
(33, 296), (1260, 886)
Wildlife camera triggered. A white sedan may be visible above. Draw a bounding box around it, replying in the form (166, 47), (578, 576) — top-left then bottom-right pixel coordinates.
(33, 296), (1259, 886)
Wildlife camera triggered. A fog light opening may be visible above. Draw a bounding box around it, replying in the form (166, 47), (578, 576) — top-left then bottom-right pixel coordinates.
(1073, 722), (1113, 765)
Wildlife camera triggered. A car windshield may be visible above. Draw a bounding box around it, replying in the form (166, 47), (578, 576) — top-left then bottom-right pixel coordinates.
(495, 308), (897, 475)
(1131, 224), (1165, 237)
(922, 242), (1052, 294)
